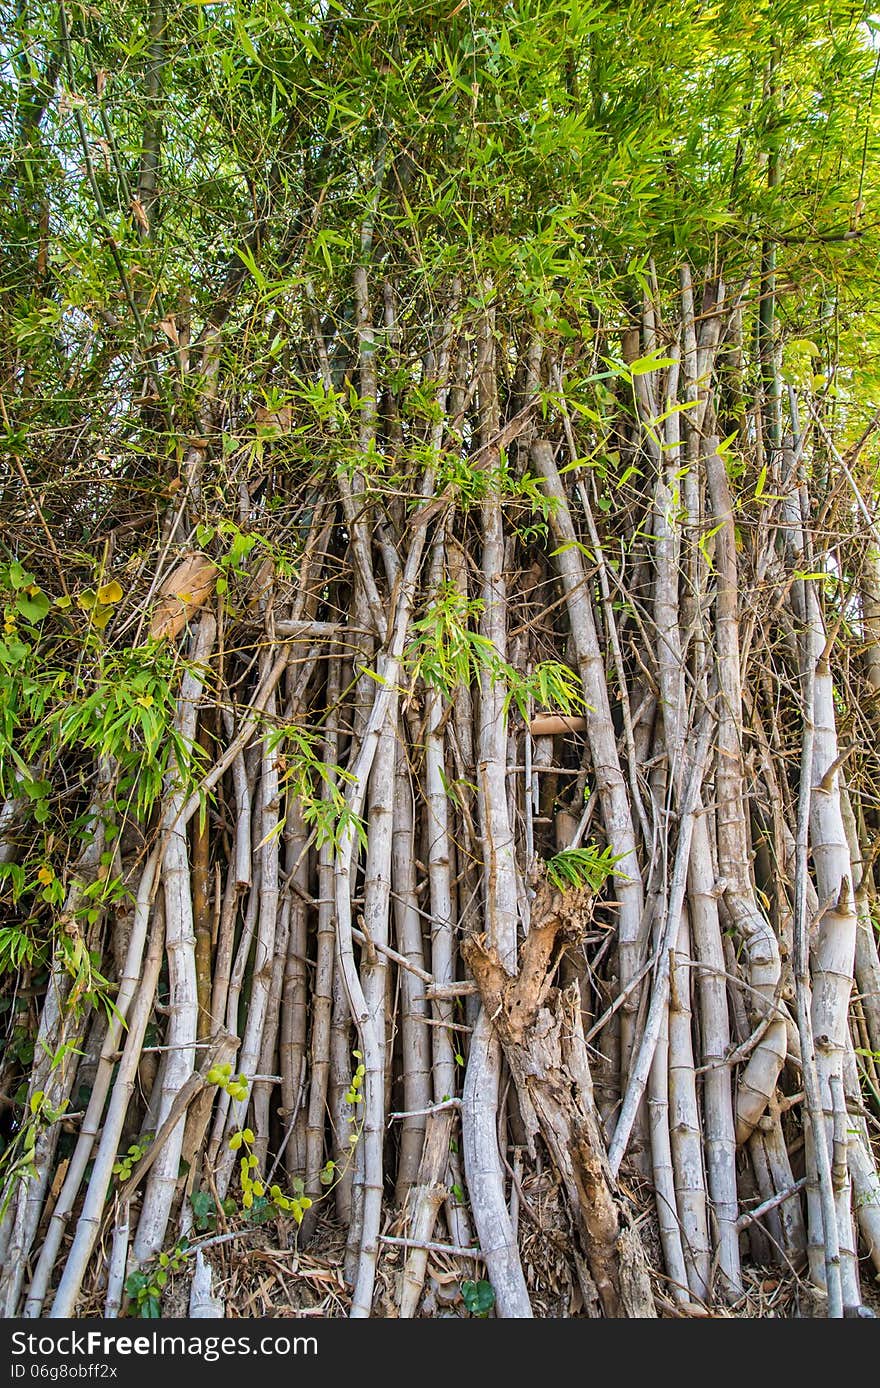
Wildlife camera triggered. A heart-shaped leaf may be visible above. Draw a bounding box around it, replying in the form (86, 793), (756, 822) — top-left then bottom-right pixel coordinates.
(97, 579), (123, 604)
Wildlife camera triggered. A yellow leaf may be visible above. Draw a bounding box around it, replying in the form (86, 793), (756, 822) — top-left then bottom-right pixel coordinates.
(97, 580), (123, 605)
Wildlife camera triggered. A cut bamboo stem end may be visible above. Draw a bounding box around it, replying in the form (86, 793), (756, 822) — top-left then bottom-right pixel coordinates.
(528, 713), (588, 737)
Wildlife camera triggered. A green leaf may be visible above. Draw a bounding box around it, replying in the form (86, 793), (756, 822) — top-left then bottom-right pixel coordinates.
(716, 432), (739, 456)
(628, 353), (677, 376)
(545, 844), (626, 893)
(16, 591), (50, 622)
(234, 16), (260, 63)
(125, 1271), (148, 1297)
(461, 1279), (495, 1316)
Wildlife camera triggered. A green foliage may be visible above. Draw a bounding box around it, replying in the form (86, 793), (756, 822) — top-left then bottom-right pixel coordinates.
(461, 1278), (495, 1317)
(125, 1239), (190, 1318)
(344, 1056), (366, 1107)
(207, 1063), (249, 1102)
(228, 1125), (313, 1223)
(503, 660), (588, 723)
(406, 584), (495, 700)
(216, 1050), (349, 1228)
(0, 559), (208, 869)
(189, 1188), (237, 1232)
(23, 643), (206, 819)
(0, 552), (212, 1032)
(194, 518), (295, 601)
(544, 844), (625, 894)
(0, 1089), (69, 1222)
(221, 1047), (355, 1232)
(407, 583), (585, 723)
(343, 1050), (365, 1151)
(112, 1134), (153, 1183)
(190, 1189), (217, 1232)
(266, 725), (366, 852)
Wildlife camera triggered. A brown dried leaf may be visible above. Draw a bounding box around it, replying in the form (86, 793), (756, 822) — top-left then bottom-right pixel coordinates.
(149, 552), (216, 641)
(247, 556), (276, 609)
(254, 405), (291, 436)
(156, 315), (179, 346)
(130, 197), (150, 234)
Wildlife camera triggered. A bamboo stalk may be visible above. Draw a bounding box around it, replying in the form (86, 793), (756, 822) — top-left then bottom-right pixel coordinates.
(334, 510), (430, 1316)
(214, 673), (282, 1199)
(791, 562), (844, 1315)
(704, 439), (788, 1145)
(688, 801), (742, 1296)
(280, 798), (309, 1178)
(398, 1107), (456, 1316)
(668, 910), (711, 1299)
(192, 719), (212, 1042)
(133, 613), (217, 1263)
(0, 765), (115, 1315)
(48, 903), (165, 1316)
(301, 660), (341, 1233)
(609, 711), (714, 1176)
(461, 304), (532, 1319)
(531, 438), (645, 1075)
(392, 737), (432, 1202)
